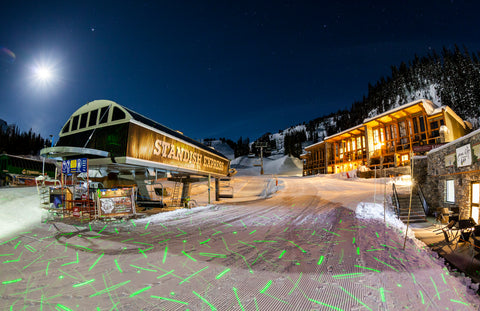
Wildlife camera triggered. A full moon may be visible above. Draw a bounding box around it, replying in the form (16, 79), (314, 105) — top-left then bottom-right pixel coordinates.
(34, 65), (53, 82)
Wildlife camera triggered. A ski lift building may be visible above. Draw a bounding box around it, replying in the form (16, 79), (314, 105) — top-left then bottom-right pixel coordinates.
(41, 100), (230, 178)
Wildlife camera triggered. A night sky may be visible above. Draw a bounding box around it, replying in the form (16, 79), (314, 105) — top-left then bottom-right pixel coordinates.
(1, 1), (480, 142)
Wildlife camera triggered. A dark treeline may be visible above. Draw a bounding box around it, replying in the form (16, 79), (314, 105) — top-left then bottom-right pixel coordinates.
(0, 122), (50, 155)
(283, 130), (307, 158)
(334, 44), (480, 132)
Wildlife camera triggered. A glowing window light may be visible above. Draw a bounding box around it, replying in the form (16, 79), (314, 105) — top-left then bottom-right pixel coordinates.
(446, 180), (455, 203)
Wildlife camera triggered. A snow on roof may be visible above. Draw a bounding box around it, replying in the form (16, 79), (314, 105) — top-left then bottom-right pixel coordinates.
(363, 98), (436, 123)
(304, 140), (325, 150)
(324, 123), (365, 141)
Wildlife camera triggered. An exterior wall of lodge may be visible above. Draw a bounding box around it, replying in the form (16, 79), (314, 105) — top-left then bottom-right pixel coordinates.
(302, 99), (469, 176)
(419, 129), (480, 222)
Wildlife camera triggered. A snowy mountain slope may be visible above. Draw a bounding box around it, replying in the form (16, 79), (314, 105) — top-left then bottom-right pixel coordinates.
(231, 154), (302, 176)
(207, 140), (235, 160)
(200, 139), (235, 160)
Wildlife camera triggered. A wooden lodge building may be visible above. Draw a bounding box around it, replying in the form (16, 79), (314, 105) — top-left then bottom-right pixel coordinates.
(301, 99), (471, 176)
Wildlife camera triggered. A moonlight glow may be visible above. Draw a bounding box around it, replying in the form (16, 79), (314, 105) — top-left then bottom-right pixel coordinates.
(34, 65), (53, 82)
(29, 57), (62, 90)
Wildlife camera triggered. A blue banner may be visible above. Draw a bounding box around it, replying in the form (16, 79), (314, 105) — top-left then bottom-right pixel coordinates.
(62, 158), (88, 174)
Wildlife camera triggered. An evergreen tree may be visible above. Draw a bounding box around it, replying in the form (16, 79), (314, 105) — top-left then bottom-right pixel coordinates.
(0, 122), (49, 155)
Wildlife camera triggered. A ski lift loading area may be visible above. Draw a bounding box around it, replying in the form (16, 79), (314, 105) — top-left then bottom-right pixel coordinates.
(40, 100), (234, 221)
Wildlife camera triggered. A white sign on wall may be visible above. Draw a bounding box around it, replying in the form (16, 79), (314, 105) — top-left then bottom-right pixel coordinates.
(456, 144), (472, 167)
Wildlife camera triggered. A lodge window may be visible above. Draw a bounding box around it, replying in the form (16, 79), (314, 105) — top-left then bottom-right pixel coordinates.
(446, 179), (455, 203)
(71, 115), (79, 131)
(472, 182), (480, 224)
(429, 118), (444, 140)
(384, 125), (396, 153)
(412, 115), (427, 140)
(390, 124), (397, 139)
(398, 121), (408, 145)
(419, 116), (426, 132)
(412, 118), (419, 134)
(373, 128), (385, 151)
(88, 109), (98, 127)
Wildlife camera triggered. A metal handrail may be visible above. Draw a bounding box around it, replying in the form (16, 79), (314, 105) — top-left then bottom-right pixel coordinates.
(416, 185), (429, 216)
(392, 183), (400, 218)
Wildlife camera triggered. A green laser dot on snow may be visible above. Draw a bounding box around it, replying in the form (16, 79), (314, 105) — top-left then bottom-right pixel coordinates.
(59, 275), (64, 279)
(233, 232), (237, 234)
(170, 292), (175, 296)
(397, 284), (402, 287)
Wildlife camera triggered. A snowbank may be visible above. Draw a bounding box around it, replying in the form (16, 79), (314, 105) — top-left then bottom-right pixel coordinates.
(0, 187), (45, 239)
(134, 204), (214, 224)
(355, 202), (425, 248)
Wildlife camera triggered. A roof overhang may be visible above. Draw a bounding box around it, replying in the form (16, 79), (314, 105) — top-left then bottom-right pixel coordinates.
(40, 146), (110, 158)
(305, 141), (325, 151)
(324, 124), (365, 142)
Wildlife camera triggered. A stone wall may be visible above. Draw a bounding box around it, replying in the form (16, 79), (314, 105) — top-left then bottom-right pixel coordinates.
(358, 166), (410, 179)
(424, 129), (480, 220)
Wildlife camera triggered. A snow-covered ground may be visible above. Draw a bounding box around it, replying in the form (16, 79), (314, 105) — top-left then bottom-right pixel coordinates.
(1, 163), (480, 309)
(0, 186), (46, 239)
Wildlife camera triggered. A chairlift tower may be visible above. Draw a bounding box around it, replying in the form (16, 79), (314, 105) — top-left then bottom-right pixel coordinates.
(255, 142), (268, 175)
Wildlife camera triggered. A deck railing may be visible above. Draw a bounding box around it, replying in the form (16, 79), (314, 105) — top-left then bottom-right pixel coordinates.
(416, 185), (429, 216)
(392, 183), (400, 218)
